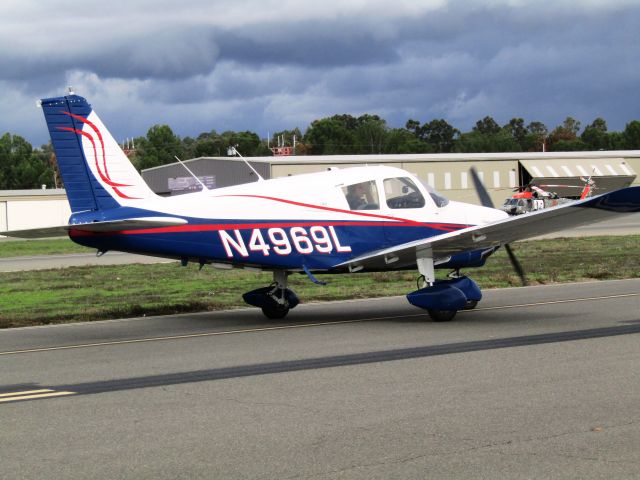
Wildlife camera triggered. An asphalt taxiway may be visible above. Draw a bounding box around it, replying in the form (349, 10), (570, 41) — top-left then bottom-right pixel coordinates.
(1, 279), (639, 479)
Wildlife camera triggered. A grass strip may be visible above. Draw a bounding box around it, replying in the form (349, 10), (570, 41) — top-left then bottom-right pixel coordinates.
(0, 238), (86, 258)
(0, 235), (638, 328)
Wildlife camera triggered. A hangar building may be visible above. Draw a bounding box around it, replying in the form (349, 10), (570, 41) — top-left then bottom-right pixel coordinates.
(1, 189), (70, 232)
(2, 151), (639, 232)
(141, 151), (639, 207)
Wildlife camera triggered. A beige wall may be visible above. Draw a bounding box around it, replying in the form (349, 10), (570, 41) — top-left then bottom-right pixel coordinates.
(625, 157), (640, 185)
(0, 201), (6, 231)
(400, 160), (519, 206)
(3, 198), (70, 231)
(271, 163), (365, 178)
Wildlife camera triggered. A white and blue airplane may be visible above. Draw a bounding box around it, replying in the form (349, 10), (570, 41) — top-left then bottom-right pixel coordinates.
(4, 93), (640, 320)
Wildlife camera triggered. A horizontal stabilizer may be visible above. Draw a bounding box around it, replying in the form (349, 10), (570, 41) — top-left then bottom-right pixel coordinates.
(0, 225), (71, 239)
(1, 217), (188, 239)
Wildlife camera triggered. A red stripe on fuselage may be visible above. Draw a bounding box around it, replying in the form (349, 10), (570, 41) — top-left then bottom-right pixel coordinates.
(213, 194), (463, 229)
(68, 220), (466, 237)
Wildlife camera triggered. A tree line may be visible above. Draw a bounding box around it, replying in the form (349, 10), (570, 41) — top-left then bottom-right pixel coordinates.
(1, 115), (640, 189)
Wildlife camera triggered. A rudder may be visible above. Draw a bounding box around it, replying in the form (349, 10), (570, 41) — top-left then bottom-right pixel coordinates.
(40, 94), (156, 213)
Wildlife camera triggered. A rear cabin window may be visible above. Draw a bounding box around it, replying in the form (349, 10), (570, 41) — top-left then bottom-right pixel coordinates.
(342, 181), (379, 210)
(383, 177), (426, 209)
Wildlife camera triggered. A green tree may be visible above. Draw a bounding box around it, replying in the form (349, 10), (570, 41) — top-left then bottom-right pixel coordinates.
(551, 139), (588, 151)
(133, 125), (183, 170)
(550, 116), (580, 141)
(623, 120), (640, 149)
(581, 118), (609, 150)
(0, 133), (54, 189)
(303, 116), (357, 154)
(473, 116), (501, 135)
(417, 119), (459, 153)
(453, 129), (520, 153)
(504, 118), (527, 149)
(524, 121), (549, 151)
(405, 119), (421, 135)
(193, 136), (225, 157)
(607, 131), (626, 150)
(384, 128), (434, 154)
(549, 117), (585, 151)
(452, 116), (521, 153)
(354, 115), (387, 154)
(222, 130), (266, 157)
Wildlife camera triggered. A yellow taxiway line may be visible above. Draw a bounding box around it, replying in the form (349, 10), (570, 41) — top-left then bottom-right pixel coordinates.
(0, 389), (76, 403)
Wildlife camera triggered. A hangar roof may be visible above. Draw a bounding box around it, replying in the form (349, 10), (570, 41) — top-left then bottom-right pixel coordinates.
(0, 189), (67, 201)
(520, 158), (636, 196)
(520, 158), (636, 178)
(141, 150), (640, 170)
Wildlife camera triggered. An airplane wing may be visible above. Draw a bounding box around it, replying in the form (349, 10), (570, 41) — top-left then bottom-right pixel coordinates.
(1, 217), (188, 239)
(337, 186), (640, 270)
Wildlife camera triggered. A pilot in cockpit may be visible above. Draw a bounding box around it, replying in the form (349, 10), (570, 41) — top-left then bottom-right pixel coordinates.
(346, 183), (369, 209)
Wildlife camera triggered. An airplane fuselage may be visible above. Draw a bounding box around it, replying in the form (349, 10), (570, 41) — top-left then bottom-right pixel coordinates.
(67, 166), (507, 272)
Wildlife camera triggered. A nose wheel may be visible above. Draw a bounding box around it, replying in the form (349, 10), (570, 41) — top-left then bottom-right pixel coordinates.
(409, 256), (482, 322)
(427, 309), (458, 322)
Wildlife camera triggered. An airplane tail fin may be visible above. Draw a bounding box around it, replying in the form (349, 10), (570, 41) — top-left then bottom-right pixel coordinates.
(40, 94), (158, 213)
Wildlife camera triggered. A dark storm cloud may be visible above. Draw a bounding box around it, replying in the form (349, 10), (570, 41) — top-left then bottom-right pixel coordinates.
(214, 19), (400, 67)
(0, 27), (220, 83)
(1, 1), (639, 146)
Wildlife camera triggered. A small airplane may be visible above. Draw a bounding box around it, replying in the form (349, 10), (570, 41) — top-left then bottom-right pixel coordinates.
(3, 93), (640, 321)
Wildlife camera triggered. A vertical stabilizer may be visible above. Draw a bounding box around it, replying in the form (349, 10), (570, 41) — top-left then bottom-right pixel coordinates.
(40, 94), (157, 213)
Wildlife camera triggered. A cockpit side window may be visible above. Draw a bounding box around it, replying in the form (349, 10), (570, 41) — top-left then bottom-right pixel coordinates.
(342, 180), (380, 210)
(383, 177), (426, 209)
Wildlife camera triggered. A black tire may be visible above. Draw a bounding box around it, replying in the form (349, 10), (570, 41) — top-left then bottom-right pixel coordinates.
(261, 306), (290, 319)
(462, 300), (478, 310)
(427, 309), (457, 322)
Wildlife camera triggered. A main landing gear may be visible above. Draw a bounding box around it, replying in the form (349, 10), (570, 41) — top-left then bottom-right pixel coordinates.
(241, 259), (482, 322)
(242, 270), (299, 319)
(406, 253), (482, 322)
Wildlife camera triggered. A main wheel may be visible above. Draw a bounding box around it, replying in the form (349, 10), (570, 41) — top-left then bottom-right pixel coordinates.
(261, 305), (290, 319)
(427, 309), (457, 322)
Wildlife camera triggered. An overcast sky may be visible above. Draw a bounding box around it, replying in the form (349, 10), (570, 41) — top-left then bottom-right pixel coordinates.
(1, 0), (639, 146)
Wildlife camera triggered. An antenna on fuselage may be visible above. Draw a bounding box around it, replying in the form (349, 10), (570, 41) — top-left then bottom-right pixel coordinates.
(228, 146), (264, 181)
(174, 156), (208, 191)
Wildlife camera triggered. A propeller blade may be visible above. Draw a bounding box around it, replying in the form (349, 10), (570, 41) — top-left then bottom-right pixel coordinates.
(469, 167), (495, 208)
(504, 243), (527, 286)
(470, 167), (527, 286)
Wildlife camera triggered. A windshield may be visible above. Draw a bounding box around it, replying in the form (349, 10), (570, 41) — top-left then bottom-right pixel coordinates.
(383, 177), (426, 209)
(418, 179), (449, 207)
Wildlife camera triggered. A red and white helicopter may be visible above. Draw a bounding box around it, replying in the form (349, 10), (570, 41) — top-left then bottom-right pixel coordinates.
(4, 93), (640, 321)
(502, 176), (598, 215)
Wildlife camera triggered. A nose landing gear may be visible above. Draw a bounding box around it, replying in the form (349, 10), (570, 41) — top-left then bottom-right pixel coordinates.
(408, 254), (482, 322)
